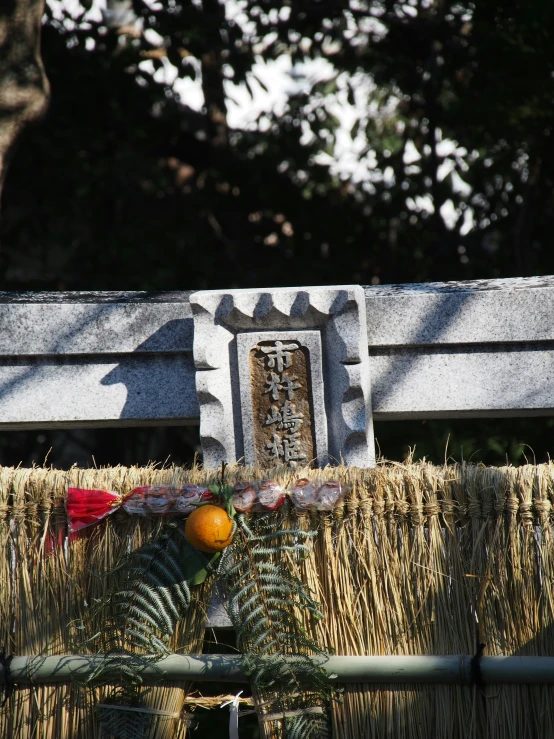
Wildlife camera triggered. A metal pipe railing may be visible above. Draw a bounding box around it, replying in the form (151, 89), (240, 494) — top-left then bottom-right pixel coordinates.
(3, 655), (554, 685)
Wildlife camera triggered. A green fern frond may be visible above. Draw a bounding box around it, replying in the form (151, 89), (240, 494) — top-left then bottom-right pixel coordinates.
(98, 704), (152, 739)
(286, 711), (331, 739)
(83, 523), (216, 689)
(81, 523), (219, 738)
(218, 510), (339, 738)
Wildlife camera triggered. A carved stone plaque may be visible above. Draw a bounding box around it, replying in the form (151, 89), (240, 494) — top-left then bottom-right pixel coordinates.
(191, 285), (374, 468)
(237, 331), (328, 467)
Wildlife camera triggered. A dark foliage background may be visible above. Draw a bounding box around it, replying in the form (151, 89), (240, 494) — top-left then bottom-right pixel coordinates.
(1, 0), (554, 470)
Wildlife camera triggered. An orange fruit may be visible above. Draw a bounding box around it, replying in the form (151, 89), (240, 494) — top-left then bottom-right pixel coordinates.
(185, 505), (234, 553)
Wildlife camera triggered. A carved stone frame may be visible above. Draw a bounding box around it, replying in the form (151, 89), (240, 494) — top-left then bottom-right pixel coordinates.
(190, 285), (375, 468)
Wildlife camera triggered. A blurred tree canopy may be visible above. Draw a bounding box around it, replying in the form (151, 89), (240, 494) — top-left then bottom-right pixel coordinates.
(3, 0), (554, 291)
(1, 0), (554, 468)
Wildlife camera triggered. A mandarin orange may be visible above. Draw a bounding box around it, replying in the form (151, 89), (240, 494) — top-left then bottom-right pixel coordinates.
(185, 504), (234, 553)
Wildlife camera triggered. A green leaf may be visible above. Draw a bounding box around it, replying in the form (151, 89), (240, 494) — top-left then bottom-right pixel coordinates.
(180, 543), (220, 585)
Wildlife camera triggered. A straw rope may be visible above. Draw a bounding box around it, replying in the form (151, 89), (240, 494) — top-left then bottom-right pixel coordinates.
(1, 461), (554, 737)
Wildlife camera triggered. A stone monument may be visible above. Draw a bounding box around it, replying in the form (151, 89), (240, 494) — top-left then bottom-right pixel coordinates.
(190, 286), (375, 468)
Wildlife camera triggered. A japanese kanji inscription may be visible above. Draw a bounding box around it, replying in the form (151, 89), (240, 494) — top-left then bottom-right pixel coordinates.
(237, 330), (328, 467)
(252, 340), (312, 466)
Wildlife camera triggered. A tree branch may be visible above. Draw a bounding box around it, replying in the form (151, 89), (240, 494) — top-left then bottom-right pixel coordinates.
(201, 0), (228, 149)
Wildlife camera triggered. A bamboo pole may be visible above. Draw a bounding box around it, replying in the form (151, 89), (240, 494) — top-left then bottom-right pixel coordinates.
(4, 655), (554, 685)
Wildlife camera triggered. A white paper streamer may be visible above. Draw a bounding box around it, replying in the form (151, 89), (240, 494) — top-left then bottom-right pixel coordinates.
(220, 690), (243, 739)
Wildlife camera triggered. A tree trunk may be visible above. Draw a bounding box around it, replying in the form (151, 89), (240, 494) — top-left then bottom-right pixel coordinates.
(0, 0), (49, 200)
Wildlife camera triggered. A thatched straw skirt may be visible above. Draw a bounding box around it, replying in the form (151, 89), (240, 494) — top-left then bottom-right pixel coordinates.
(1, 461), (554, 738)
